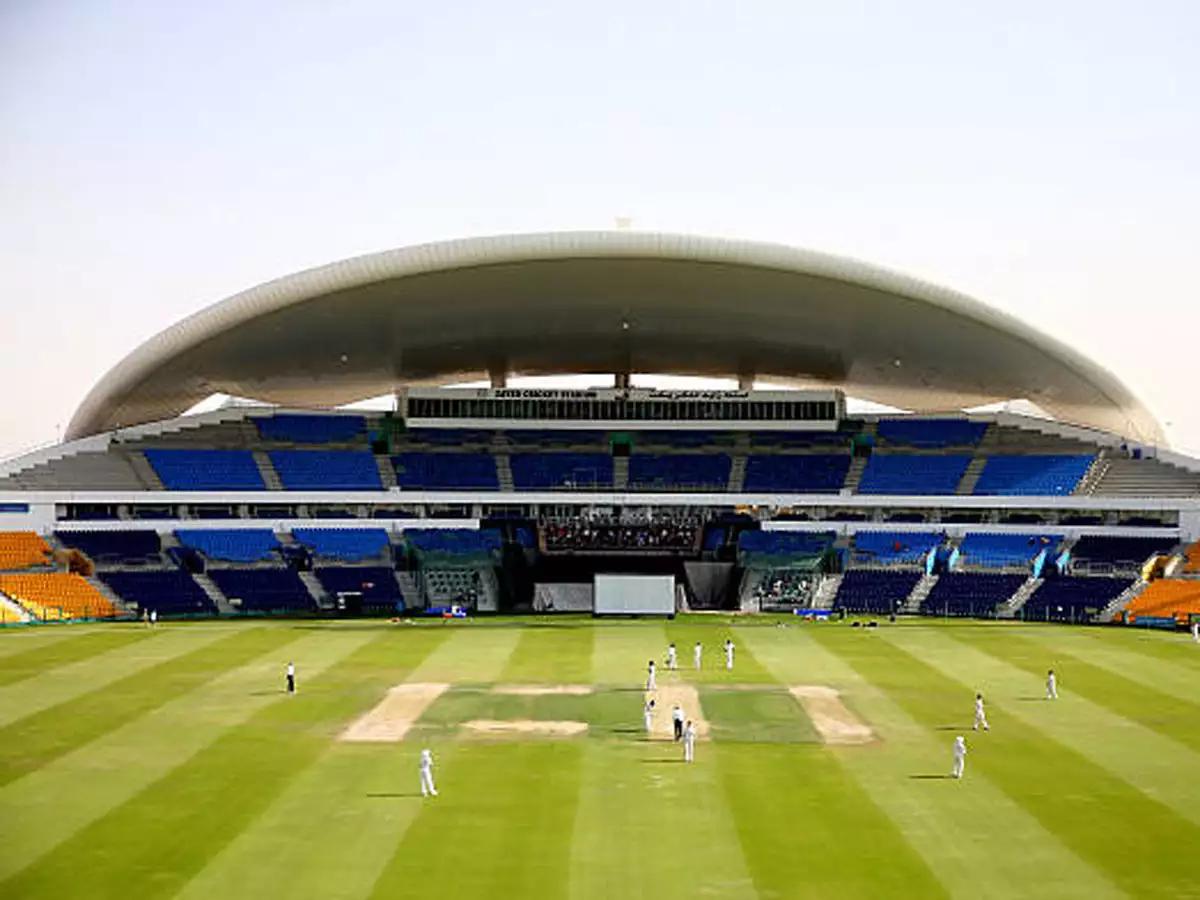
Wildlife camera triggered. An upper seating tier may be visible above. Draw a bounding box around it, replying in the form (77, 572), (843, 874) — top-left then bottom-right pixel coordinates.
(392, 453), (499, 490)
(292, 528), (390, 561)
(858, 455), (971, 495)
(957, 533), (1060, 569)
(509, 453), (613, 489)
(876, 420), (987, 448)
(742, 454), (850, 493)
(57, 529), (161, 564)
(144, 449), (265, 490)
(973, 455), (1093, 496)
(270, 450), (382, 490)
(255, 414), (366, 443)
(627, 454), (731, 490)
(176, 529), (279, 563)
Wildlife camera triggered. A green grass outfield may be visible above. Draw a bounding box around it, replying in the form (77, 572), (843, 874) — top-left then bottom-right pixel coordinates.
(2, 615), (1199, 899)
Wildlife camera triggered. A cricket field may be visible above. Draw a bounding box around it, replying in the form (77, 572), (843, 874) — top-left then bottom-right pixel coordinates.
(1, 615), (1198, 899)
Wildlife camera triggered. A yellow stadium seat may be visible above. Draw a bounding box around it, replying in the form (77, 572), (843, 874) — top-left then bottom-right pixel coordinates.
(0, 573), (118, 620)
(0, 531), (52, 571)
(1127, 579), (1200, 625)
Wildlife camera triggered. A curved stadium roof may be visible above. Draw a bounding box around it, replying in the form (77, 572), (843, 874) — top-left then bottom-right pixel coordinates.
(67, 231), (1163, 445)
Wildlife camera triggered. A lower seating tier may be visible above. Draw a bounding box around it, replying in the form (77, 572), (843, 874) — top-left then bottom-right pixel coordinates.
(921, 573), (1025, 617)
(101, 570), (217, 616)
(1022, 576), (1132, 622)
(834, 570), (921, 614)
(0, 573), (119, 619)
(315, 566), (404, 614)
(1126, 579), (1200, 624)
(209, 569), (315, 613)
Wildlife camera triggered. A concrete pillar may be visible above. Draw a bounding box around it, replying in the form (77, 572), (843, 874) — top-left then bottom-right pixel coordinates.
(489, 371), (508, 389)
(614, 372), (631, 390)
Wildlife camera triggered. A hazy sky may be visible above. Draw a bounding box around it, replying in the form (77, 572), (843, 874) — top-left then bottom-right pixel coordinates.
(3, 1), (1198, 458)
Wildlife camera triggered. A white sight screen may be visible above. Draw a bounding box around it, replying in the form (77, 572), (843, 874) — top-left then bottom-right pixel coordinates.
(593, 574), (675, 616)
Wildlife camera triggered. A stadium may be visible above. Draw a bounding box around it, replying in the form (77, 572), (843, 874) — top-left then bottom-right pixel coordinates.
(2, 231), (1199, 898)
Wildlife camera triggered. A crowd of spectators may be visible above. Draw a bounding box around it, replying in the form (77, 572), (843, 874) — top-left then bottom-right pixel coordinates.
(541, 512), (700, 553)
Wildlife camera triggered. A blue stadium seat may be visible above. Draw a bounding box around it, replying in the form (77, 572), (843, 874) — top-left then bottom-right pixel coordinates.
(392, 453), (499, 490)
(742, 455), (850, 492)
(1069, 536), (1177, 572)
(858, 455), (971, 495)
(209, 569), (315, 612)
(144, 449), (265, 490)
(100, 570), (216, 615)
(1023, 576), (1133, 622)
(316, 566), (404, 613)
(57, 530), (160, 564)
(509, 453), (613, 489)
(403, 528), (502, 557)
(876, 419), (987, 448)
(973, 455), (1093, 496)
(852, 532), (942, 566)
(292, 528), (390, 561)
(834, 570), (920, 614)
(628, 454), (731, 490)
(176, 529), (279, 563)
(270, 450), (382, 490)
(255, 414), (366, 443)
(957, 533), (1060, 569)
(921, 573), (1025, 617)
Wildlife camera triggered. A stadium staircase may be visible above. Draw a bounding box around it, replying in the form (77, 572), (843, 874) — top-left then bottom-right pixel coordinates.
(811, 574), (842, 610)
(996, 577), (1043, 619)
(902, 574), (937, 613)
(842, 457), (867, 493)
(1076, 452), (1110, 495)
(191, 572), (236, 614)
(1086, 456), (1200, 497)
(0, 592), (32, 623)
(737, 570), (767, 612)
(251, 451), (283, 490)
(956, 458), (987, 495)
(1099, 579), (1147, 622)
(727, 455), (747, 492)
(127, 452), (165, 490)
(396, 570), (422, 608)
(374, 455), (398, 489)
(87, 576), (136, 616)
(297, 570), (332, 609)
(612, 457), (629, 490)
(494, 454), (515, 491)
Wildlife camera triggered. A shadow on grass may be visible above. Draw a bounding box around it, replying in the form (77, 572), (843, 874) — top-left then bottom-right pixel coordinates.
(908, 774), (953, 780)
(642, 759), (686, 764)
(366, 792), (425, 799)
(934, 725), (963, 732)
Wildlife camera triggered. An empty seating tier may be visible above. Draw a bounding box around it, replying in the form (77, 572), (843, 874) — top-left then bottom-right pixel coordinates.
(402, 529), (502, 565)
(101, 571), (217, 616)
(1023, 577), (1133, 622)
(876, 419), (987, 448)
(57, 530), (161, 564)
(269, 451), (382, 490)
(628, 454), (731, 491)
(209, 569), (315, 613)
(509, 453), (613, 489)
(834, 570), (920, 614)
(292, 528), (390, 561)
(392, 453), (499, 490)
(144, 449), (265, 490)
(0, 573), (118, 619)
(255, 414), (366, 443)
(1126, 580), (1200, 624)
(1069, 536), (1178, 574)
(738, 531), (835, 568)
(956, 533), (1060, 569)
(973, 455), (1093, 496)
(858, 455), (971, 495)
(851, 532), (941, 566)
(316, 566), (403, 614)
(921, 573), (1026, 617)
(0, 532), (51, 570)
(176, 529), (279, 563)
(742, 455), (850, 492)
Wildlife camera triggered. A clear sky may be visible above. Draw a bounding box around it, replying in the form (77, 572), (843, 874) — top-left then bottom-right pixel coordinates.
(2, 1), (1198, 458)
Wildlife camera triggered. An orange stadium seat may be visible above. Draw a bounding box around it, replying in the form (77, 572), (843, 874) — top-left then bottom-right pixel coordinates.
(0, 531), (52, 570)
(1182, 541), (1200, 574)
(0, 573), (118, 620)
(1126, 579), (1200, 625)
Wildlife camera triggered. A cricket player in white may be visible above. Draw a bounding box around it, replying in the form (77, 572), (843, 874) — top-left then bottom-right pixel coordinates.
(643, 697), (655, 734)
(724, 638), (734, 671)
(951, 736), (967, 779)
(1046, 669), (1058, 700)
(419, 748), (437, 797)
(286, 661), (296, 694)
(1192, 621), (1199, 643)
(683, 720), (696, 762)
(973, 693), (989, 731)
(666, 643), (677, 670)
(646, 660), (657, 692)
(694, 641), (702, 670)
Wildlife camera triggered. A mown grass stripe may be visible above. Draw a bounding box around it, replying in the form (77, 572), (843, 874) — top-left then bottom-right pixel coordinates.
(885, 627), (1200, 828)
(829, 627), (1200, 898)
(369, 742), (584, 899)
(950, 627), (1200, 753)
(0, 626), (77, 659)
(742, 626), (1122, 900)
(589, 619), (668, 686)
(666, 617), (778, 683)
(404, 621), (522, 683)
(0, 626), (372, 884)
(0, 625), (286, 785)
(1, 627), (443, 900)
(0, 625), (232, 728)
(0, 627), (153, 686)
(500, 619), (596, 683)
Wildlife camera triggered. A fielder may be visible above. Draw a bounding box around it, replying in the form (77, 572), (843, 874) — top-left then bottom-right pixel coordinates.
(1192, 621), (1199, 644)
(285, 661), (296, 695)
(951, 736), (967, 779)
(693, 641), (703, 670)
(672, 703), (684, 741)
(724, 638), (734, 671)
(666, 643), (677, 670)
(1046, 668), (1058, 700)
(973, 693), (989, 731)
(646, 659), (657, 692)
(644, 697), (656, 734)
(683, 720), (696, 762)
(419, 748), (437, 797)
